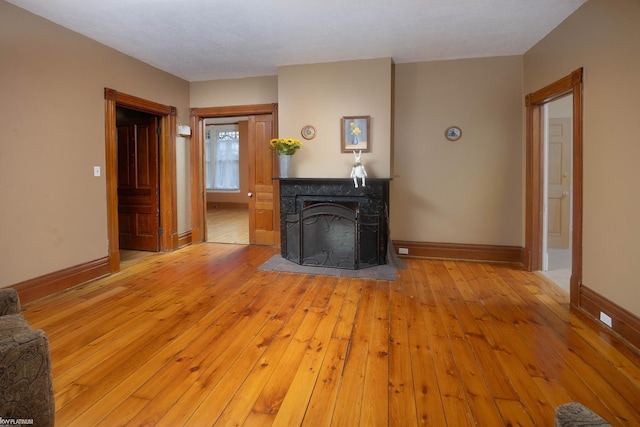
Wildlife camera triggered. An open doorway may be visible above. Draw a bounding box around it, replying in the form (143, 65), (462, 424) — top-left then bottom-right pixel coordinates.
(189, 104), (278, 247)
(524, 68), (583, 307)
(205, 117), (250, 244)
(541, 95), (573, 292)
(104, 88), (178, 273)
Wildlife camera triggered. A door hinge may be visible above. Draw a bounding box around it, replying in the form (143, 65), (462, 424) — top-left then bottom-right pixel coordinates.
(156, 127), (161, 135)
(158, 227), (163, 236)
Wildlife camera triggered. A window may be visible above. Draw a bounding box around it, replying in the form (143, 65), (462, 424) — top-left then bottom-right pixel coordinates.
(205, 124), (240, 191)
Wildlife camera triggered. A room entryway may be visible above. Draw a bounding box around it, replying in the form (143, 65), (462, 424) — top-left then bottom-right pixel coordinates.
(190, 104), (278, 247)
(524, 68), (583, 306)
(104, 88), (179, 273)
(204, 117), (250, 244)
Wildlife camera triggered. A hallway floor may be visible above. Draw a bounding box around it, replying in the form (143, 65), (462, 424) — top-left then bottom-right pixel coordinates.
(541, 248), (571, 292)
(206, 207), (249, 244)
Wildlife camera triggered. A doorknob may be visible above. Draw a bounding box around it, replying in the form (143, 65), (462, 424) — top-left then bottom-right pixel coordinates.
(562, 191), (569, 197)
(247, 192), (253, 198)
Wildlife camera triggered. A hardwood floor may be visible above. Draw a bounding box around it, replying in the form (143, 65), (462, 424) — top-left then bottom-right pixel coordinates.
(206, 207), (249, 244)
(23, 244), (640, 426)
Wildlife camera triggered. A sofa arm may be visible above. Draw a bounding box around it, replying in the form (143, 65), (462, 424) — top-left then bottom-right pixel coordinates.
(0, 329), (55, 427)
(0, 288), (21, 316)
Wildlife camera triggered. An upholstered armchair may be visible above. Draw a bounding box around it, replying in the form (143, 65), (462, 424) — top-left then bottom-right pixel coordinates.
(0, 288), (55, 426)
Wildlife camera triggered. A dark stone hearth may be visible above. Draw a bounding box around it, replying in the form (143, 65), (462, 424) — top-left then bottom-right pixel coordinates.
(258, 255), (397, 281)
(278, 178), (390, 270)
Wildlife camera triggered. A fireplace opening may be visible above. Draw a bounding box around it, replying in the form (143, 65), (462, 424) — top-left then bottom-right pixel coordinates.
(285, 200), (381, 269)
(303, 202), (356, 268)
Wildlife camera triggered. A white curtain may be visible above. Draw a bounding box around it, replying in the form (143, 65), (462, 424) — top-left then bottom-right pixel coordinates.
(206, 124), (240, 191)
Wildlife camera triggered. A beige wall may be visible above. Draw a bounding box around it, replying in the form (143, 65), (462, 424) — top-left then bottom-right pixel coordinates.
(392, 57), (524, 246)
(525, 0), (640, 316)
(277, 59), (393, 178)
(190, 77), (278, 108)
(524, 0), (640, 316)
(0, 1), (190, 287)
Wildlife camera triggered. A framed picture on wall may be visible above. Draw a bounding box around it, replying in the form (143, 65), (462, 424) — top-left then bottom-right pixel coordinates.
(341, 116), (371, 153)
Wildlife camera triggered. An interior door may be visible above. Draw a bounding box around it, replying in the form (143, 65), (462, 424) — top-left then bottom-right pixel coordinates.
(547, 117), (571, 248)
(247, 114), (275, 245)
(117, 113), (160, 251)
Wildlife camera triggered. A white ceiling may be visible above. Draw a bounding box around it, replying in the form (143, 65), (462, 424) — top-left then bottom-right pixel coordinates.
(7, 0), (587, 82)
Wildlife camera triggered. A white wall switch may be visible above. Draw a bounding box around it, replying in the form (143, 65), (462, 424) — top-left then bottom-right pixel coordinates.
(94, 166), (101, 177)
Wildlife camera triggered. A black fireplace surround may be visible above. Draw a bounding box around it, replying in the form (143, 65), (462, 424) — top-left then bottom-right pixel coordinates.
(278, 178), (390, 270)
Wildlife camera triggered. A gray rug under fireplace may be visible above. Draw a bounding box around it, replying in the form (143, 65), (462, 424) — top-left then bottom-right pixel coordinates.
(258, 255), (397, 281)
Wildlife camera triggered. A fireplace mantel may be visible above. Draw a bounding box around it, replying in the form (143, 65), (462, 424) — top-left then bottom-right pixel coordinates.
(278, 178), (391, 269)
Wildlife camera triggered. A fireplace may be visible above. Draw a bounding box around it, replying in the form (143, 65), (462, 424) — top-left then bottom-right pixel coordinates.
(278, 178), (390, 270)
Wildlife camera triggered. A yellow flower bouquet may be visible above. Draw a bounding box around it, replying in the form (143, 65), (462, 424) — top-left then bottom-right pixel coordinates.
(269, 138), (302, 156)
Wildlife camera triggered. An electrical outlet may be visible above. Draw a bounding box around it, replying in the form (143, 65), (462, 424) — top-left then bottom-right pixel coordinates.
(600, 312), (612, 327)
(398, 247), (409, 255)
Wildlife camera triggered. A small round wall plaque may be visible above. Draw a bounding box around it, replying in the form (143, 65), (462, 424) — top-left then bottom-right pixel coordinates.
(445, 126), (462, 141)
(301, 125), (316, 140)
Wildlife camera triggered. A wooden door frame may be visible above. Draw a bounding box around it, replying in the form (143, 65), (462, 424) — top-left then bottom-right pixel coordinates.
(524, 68), (583, 307)
(189, 104), (278, 244)
(104, 88), (178, 272)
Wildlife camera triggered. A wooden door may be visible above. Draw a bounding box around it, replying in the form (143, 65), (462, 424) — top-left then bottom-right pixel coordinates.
(247, 114), (275, 245)
(117, 114), (160, 251)
(547, 117), (571, 248)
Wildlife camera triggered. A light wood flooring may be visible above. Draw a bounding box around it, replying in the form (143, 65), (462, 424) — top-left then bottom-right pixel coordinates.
(23, 244), (640, 426)
(206, 207), (249, 244)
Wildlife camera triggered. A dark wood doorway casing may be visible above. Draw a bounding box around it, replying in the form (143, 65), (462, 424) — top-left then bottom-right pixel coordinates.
(189, 104), (278, 245)
(105, 88), (178, 272)
(524, 69), (583, 307)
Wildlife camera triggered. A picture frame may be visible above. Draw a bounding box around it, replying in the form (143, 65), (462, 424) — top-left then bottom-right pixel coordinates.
(341, 116), (370, 153)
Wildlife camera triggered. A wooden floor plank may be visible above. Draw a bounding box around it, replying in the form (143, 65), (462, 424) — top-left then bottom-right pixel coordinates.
(302, 279), (360, 426)
(448, 336), (505, 425)
(331, 278), (376, 426)
(121, 275), (296, 426)
(169, 277), (299, 424)
(55, 289), (214, 424)
(389, 279), (419, 426)
(18, 244), (640, 426)
(404, 279), (447, 426)
(331, 277), (362, 340)
(495, 398), (535, 427)
(300, 337), (349, 427)
(430, 334), (476, 426)
(361, 280), (390, 427)
(271, 279), (347, 426)
(189, 273), (324, 426)
(242, 308), (326, 426)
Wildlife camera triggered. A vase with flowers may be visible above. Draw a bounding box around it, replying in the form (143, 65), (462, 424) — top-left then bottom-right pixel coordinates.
(270, 137), (302, 178)
(349, 121), (361, 145)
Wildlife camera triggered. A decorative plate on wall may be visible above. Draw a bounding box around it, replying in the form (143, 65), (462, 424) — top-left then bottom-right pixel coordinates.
(445, 126), (462, 141)
(301, 125), (316, 140)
